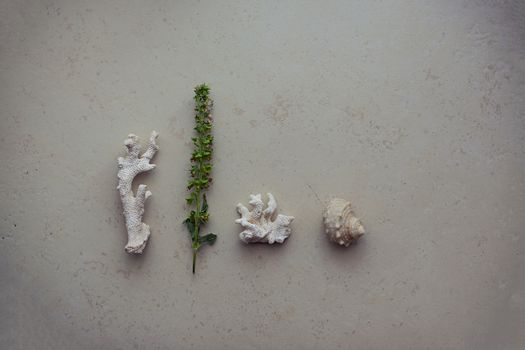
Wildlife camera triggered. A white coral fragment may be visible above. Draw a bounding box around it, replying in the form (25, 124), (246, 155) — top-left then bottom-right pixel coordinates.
(236, 193), (294, 244)
(117, 131), (159, 254)
(323, 198), (365, 247)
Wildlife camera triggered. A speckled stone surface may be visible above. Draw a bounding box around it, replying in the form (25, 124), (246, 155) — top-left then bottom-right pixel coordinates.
(1, 1), (524, 349)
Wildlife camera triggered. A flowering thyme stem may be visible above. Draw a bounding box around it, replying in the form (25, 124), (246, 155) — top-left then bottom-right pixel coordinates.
(184, 84), (217, 274)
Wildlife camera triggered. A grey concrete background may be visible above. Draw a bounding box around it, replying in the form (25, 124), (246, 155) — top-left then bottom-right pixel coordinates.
(1, 1), (524, 349)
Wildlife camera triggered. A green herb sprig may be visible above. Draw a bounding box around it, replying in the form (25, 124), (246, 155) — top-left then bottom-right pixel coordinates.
(184, 84), (217, 274)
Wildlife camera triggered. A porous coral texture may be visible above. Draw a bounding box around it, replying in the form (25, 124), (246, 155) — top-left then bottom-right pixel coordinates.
(117, 131), (159, 253)
(236, 193), (294, 244)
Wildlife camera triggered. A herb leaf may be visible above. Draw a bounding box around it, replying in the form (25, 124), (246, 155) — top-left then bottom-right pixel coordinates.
(199, 233), (217, 245)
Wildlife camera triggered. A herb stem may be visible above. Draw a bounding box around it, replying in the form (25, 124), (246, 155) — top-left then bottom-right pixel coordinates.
(193, 188), (200, 274)
(192, 250), (197, 274)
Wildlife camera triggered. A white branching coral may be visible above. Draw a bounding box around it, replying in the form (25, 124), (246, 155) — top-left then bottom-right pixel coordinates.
(323, 198), (365, 247)
(117, 131), (159, 254)
(236, 193), (294, 244)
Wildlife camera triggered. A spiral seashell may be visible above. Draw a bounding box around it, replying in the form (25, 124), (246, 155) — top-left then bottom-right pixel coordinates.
(323, 198), (365, 247)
